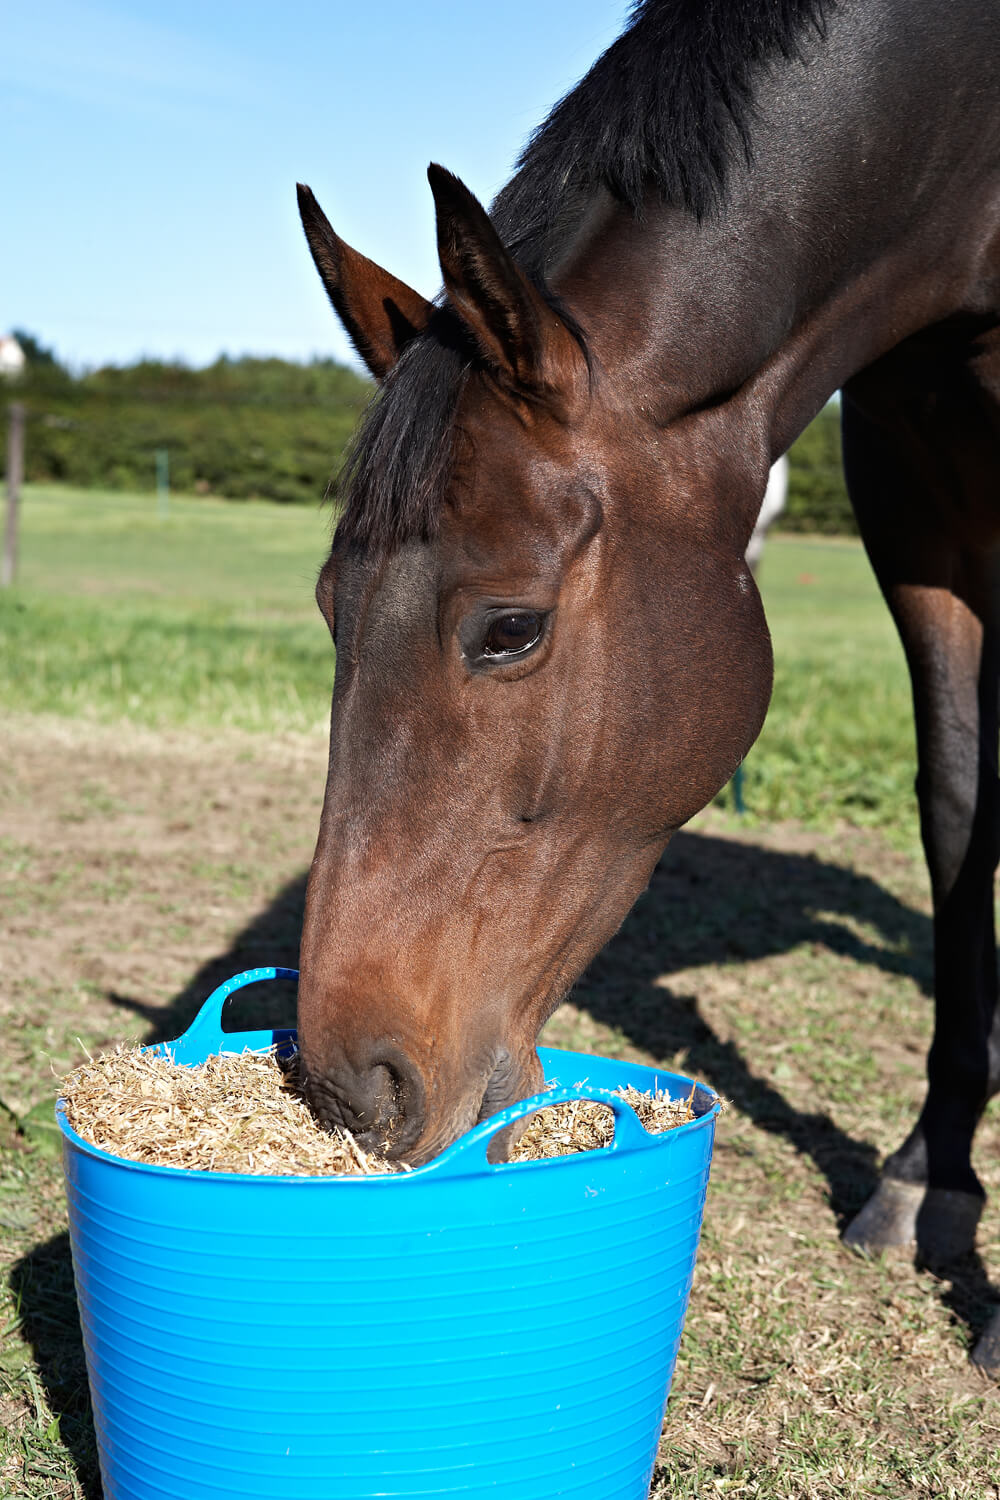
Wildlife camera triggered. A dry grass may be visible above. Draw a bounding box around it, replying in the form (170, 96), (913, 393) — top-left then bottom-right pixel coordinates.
(58, 1047), (697, 1177)
(6, 716), (1000, 1499)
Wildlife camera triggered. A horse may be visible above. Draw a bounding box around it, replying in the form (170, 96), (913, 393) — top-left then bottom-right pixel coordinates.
(294, 0), (1000, 1365)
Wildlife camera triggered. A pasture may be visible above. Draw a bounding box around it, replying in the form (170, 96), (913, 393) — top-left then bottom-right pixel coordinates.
(1, 484), (998, 1497)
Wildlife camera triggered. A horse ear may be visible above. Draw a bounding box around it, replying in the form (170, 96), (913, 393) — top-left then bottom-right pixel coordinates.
(427, 164), (582, 411)
(297, 184), (433, 381)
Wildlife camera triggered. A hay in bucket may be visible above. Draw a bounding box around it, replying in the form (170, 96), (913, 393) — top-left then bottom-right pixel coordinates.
(59, 1046), (696, 1176)
(511, 1084), (695, 1160)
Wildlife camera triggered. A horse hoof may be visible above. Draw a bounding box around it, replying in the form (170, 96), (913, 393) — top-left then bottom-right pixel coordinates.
(843, 1178), (925, 1252)
(844, 1180), (983, 1260)
(915, 1188), (983, 1264)
(972, 1307), (1000, 1373)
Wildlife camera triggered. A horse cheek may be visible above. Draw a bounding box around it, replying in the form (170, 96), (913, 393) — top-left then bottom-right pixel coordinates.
(637, 566), (773, 831)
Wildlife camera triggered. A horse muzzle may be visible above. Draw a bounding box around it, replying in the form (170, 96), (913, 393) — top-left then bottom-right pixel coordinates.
(300, 1040), (542, 1166)
(300, 1043), (427, 1158)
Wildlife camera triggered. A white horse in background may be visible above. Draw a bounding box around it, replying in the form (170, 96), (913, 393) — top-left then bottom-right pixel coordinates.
(746, 455), (789, 574)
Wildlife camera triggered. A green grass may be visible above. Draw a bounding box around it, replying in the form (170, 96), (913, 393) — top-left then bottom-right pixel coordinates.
(0, 485), (916, 824)
(0, 484), (336, 732)
(741, 537), (915, 833)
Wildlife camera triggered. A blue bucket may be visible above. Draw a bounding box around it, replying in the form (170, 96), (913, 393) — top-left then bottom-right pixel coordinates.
(60, 968), (720, 1500)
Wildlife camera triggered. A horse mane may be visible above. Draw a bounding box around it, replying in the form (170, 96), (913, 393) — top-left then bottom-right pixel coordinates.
(336, 0), (830, 551)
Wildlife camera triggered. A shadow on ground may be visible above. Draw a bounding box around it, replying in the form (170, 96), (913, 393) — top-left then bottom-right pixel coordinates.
(9, 1229), (99, 1496)
(18, 826), (994, 1497)
(97, 827), (935, 1223)
(573, 829), (931, 1227)
(107, 825), (933, 1046)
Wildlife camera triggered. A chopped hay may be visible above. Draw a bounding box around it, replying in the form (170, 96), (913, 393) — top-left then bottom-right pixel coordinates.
(509, 1084), (696, 1161)
(59, 1048), (699, 1177)
(60, 1047), (395, 1177)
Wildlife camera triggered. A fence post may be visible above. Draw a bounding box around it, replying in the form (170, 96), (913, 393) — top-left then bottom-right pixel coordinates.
(2, 401), (25, 588)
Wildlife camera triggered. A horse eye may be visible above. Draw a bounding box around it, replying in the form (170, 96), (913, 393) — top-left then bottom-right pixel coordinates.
(481, 611), (543, 658)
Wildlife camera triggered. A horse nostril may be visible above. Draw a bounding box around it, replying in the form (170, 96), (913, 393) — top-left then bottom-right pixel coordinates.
(302, 1049), (425, 1156)
(370, 1050), (425, 1156)
(364, 1063), (400, 1131)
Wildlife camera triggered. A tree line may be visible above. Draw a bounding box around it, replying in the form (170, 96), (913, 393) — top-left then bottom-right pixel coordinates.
(4, 337), (372, 506)
(2, 334), (856, 531)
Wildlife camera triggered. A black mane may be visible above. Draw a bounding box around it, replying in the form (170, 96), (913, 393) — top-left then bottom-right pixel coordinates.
(336, 0), (829, 551)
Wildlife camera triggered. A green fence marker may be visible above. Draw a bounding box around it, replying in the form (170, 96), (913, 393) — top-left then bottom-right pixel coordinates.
(155, 448), (169, 517)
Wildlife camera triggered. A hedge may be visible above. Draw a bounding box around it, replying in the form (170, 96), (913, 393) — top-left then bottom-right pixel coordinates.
(2, 345), (856, 532)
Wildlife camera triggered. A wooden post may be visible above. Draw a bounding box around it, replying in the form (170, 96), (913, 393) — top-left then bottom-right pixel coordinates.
(2, 401), (24, 588)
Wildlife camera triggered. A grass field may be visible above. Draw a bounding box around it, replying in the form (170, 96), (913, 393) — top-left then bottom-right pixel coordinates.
(0, 483), (918, 827)
(2, 483), (996, 1499)
(0, 484), (335, 733)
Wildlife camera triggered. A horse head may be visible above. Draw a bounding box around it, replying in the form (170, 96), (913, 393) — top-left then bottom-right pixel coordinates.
(295, 168), (773, 1163)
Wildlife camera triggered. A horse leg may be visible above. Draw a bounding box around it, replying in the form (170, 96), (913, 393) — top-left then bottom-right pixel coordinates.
(837, 344), (1000, 1287)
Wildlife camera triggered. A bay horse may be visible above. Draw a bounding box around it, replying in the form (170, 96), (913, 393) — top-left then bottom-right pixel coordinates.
(295, 0), (1000, 1364)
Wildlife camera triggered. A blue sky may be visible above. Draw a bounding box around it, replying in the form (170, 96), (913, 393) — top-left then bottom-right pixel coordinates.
(5, 1), (631, 372)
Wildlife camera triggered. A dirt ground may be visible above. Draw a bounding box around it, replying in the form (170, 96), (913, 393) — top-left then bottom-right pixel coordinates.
(3, 714), (1000, 1497)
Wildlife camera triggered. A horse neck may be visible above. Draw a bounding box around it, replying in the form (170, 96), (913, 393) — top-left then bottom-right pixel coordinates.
(548, 1), (1000, 465)
(552, 187), (892, 461)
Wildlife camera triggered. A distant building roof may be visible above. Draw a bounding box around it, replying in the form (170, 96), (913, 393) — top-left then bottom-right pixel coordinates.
(0, 336), (25, 378)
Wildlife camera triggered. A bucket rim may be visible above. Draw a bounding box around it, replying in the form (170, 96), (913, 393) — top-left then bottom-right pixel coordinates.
(56, 1045), (719, 1186)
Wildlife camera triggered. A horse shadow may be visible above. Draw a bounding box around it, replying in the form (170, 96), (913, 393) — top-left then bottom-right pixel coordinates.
(101, 828), (933, 1231)
(103, 824), (935, 1065)
(12, 827), (997, 1496)
(571, 829), (930, 1224)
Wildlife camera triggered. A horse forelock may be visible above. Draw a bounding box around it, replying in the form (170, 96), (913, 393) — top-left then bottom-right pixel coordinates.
(335, 293), (592, 556)
(335, 324), (471, 555)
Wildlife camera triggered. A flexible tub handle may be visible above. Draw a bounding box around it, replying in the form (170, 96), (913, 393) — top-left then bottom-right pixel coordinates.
(421, 1079), (661, 1178)
(157, 967), (300, 1064)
